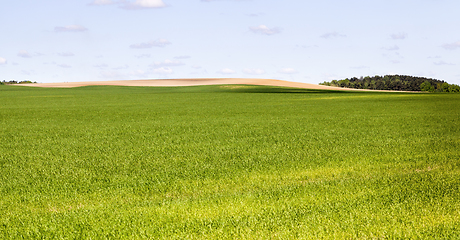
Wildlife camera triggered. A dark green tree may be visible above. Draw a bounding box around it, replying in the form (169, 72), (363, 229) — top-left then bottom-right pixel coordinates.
(420, 81), (433, 92)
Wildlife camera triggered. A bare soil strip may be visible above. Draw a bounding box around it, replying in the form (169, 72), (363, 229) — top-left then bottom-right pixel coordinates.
(19, 78), (390, 91)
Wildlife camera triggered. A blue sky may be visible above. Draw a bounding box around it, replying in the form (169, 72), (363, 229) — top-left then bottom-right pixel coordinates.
(1, 0), (459, 84)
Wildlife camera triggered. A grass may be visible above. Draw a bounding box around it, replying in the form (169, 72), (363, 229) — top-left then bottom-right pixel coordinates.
(1, 84), (459, 239)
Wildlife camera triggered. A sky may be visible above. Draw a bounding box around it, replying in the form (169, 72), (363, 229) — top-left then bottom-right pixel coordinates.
(1, 0), (460, 84)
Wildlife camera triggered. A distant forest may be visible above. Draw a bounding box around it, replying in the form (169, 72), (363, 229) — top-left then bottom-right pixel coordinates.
(320, 75), (460, 92)
(1, 80), (36, 85)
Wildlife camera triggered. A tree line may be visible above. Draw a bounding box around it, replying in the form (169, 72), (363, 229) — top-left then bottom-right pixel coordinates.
(319, 75), (460, 92)
(1, 80), (36, 85)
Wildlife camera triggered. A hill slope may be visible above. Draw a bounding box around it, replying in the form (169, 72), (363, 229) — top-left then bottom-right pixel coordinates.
(20, 78), (387, 91)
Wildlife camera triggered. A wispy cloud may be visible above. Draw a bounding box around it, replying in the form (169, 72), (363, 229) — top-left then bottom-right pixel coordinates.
(0, 57), (6, 65)
(112, 64), (129, 70)
(243, 68), (265, 75)
(151, 59), (185, 67)
(88, 0), (116, 6)
(18, 50), (32, 58)
(296, 44), (319, 49)
(434, 61), (455, 66)
(174, 55), (190, 59)
(18, 51), (44, 58)
(21, 70), (33, 75)
(391, 32), (407, 40)
(153, 67), (173, 74)
(249, 25), (281, 35)
(130, 69), (148, 78)
(135, 54), (151, 58)
(58, 52), (75, 57)
(190, 69), (208, 75)
(57, 64), (72, 68)
(442, 41), (460, 50)
(54, 25), (88, 32)
(130, 39), (171, 49)
(202, 0), (249, 2)
(382, 45), (399, 51)
(89, 0), (167, 9)
(320, 32), (346, 39)
(99, 69), (148, 79)
(122, 0), (166, 10)
(278, 68), (298, 74)
(217, 68), (236, 74)
(94, 64), (109, 68)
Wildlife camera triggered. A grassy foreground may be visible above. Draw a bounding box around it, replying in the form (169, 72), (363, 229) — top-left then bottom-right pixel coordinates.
(1, 85), (459, 239)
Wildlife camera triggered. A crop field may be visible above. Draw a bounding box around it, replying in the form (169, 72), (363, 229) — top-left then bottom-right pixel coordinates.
(1, 84), (460, 239)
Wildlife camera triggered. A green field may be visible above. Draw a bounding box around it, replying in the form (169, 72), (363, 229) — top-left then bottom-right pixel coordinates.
(1, 85), (459, 239)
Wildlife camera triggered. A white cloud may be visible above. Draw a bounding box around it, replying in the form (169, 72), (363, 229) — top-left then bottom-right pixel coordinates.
(122, 0), (166, 9)
(136, 54), (151, 58)
(190, 69), (208, 75)
(202, 0), (248, 2)
(18, 50), (32, 58)
(89, 0), (167, 9)
(94, 64), (108, 68)
(218, 68), (236, 74)
(21, 70), (32, 75)
(382, 45), (399, 51)
(434, 61), (455, 66)
(130, 69), (147, 77)
(278, 68), (298, 74)
(442, 41), (460, 50)
(191, 65), (202, 69)
(153, 67), (173, 74)
(0, 57), (7, 65)
(99, 69), (149, 79)
(296, 44), (319, 49)
(130, 39), (171, 48)
(320, 32), (346, 39)
(88, 0), (115, 5)
(54, 25), (88, 32)
(243, 68), (265, 75)
(57, 64), (72, 68)
(113, 64), (129, 70)
(249, 25), (281, 35)
(151, 59), (185, 67)
(174, 55), (190, 59)
(58, 52), (75, 57)
(391, 32), (407, 40)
